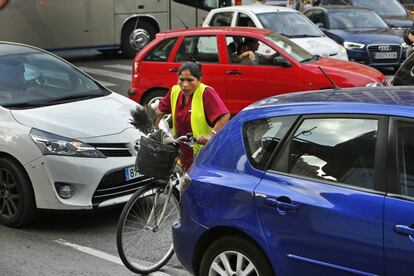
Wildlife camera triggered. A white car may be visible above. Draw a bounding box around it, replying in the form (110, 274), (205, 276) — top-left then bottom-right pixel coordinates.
(0, 42), (143, 227)
(202, 2), (349, 60)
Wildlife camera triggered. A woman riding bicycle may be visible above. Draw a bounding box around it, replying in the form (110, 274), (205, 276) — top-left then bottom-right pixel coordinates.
(155, 62), (230, 171)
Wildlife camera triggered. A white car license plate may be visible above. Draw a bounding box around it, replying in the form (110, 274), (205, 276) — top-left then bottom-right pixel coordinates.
(124, 166), (142, 181)
(374, 52), (397, 59)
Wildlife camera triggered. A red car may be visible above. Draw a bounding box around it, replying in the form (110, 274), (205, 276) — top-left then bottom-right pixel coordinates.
(129, 27), (385, 114)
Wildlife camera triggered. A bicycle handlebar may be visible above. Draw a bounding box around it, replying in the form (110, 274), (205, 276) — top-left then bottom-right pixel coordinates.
(175, 133), (195, 147)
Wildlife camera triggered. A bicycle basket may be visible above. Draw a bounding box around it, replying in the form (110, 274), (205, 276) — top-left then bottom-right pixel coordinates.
(135, 136), (179, 180)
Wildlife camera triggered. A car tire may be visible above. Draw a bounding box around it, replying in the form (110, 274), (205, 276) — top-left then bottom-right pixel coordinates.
(199, 236), (274, 276)
(141, 89), (167, 106)
(0, 157), (36, 228)
(121, 19), (156, 59)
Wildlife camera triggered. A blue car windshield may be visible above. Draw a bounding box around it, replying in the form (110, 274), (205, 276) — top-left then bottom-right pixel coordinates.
(351, 0), (407, 17)
(257, 12), (324, 38)
(0, 50), (109, 108)
(329, 9), (389, 30)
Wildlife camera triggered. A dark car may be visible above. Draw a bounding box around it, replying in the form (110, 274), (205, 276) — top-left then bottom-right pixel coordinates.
(399, 0), (414, 11)
(172, 87), (414, 276)
(319, 0), (413, 34)
(304, 6), (408, 70)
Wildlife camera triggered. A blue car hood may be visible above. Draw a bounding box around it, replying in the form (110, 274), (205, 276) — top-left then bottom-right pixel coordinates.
(329, 28), (403, 44)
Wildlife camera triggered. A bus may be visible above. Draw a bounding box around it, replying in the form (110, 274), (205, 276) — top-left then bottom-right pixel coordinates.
(0, 0), (259, 58)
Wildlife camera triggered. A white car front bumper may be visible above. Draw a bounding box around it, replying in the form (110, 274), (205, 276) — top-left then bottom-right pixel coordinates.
(25, 128), (149, 210)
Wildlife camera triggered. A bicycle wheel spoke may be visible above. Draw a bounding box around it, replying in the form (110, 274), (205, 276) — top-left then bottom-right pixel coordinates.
(157, 206), (179, 227)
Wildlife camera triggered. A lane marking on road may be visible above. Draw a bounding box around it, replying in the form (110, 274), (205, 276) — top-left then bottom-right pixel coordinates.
(104, 64), (132, 72)
(79, 67), (131, 81)
(96, 80), (116, 87)
(54, 239), (170, 276)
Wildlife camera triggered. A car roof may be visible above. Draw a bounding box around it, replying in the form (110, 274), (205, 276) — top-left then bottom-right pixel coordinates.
(210, 2), (296, 14)
(245, 87), (414, 116)
(0, 41), (41, 56)
(157, 27), (273, 37)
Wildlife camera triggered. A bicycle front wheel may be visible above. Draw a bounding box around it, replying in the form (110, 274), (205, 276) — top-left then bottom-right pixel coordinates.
(116, 182), (180, 274)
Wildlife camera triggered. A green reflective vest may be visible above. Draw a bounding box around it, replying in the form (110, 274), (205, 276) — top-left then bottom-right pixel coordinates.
(170, 83), (212, 156)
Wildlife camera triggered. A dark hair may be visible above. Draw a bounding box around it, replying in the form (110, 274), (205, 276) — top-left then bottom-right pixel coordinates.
(178, 62), (202, 79)
(237, 41), (250, 55)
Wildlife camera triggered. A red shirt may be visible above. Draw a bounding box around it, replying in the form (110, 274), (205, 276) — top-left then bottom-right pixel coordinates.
(158, 85), (229, 171)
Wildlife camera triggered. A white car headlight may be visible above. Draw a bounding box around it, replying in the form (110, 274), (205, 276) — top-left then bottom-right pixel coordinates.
(402, 42), (410, 48)
(340, 46), (347, 55)
(365, 82), (384, 87)
(30, 128), (105, 158)
(344, 41), (365, 50)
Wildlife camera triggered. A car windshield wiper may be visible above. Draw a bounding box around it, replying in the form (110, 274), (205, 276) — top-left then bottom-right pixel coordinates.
(45, 93), (105, 103)
(2, 102), (48, 108)
(300, 55), (320, 63)
(290, 34), (322, 38)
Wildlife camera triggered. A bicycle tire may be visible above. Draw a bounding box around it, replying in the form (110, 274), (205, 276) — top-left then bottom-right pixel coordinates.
(116, 181), (180, 274)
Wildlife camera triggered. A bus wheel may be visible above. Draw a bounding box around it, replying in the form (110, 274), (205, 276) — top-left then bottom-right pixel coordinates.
(121, 20), (155, 59)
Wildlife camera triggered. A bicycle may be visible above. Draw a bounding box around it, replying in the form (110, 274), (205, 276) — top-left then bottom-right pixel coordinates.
(116, 104), (194, 274)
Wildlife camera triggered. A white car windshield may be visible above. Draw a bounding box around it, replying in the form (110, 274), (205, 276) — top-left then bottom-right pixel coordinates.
(265, 33), (315, 63)
(257, 12), (324, 38)
(352, 0), (407, 17)
(329, 9), (389, 30)
(0, 49), (109, 108)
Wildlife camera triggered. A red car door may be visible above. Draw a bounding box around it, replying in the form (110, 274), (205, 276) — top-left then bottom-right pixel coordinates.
(166, 34), (227, 103)
(224, 35), (305, 114)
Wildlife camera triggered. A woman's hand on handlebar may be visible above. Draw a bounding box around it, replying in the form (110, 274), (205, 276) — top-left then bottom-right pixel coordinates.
(196, 133), (213, 145)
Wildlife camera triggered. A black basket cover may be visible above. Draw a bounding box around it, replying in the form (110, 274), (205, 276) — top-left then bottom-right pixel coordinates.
(135, 136), (179, 180)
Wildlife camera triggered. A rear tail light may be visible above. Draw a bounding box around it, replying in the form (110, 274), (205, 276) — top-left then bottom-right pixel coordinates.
(133, 61), (141, 77)
(131, 61), (141, 86)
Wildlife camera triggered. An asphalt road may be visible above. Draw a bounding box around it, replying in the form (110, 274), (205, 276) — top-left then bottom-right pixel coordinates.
(0, 206), (190, 276)
(1, 49), (396, 276)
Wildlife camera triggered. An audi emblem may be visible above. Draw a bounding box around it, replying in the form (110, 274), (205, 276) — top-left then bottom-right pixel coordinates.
(378, 45), (392, 51)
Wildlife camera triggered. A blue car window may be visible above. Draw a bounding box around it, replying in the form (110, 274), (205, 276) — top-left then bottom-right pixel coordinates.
(397, 122), (414, 197)
(243, 116), (295, 170)
(287, 118), (378, 189)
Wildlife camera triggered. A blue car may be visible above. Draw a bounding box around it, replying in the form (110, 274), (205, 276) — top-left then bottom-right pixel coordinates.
(172, 87), (414, 276)
(319, 0), (413, 33)
(304, 6), (408, 70)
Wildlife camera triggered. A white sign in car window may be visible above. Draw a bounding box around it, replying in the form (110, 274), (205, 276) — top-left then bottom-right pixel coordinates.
(197, 36), (218, 54)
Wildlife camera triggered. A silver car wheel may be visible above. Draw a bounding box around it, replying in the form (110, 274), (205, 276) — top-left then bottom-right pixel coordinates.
(208, 250), (259, 276)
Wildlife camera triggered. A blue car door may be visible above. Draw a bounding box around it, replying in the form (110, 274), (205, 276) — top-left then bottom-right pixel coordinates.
(384, 118), (414, 275)
(254, 115), (387, 276)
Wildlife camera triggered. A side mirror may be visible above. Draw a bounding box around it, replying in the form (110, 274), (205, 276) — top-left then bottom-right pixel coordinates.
(273, 56), (292, 68)
(315, 22), (326, 29)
